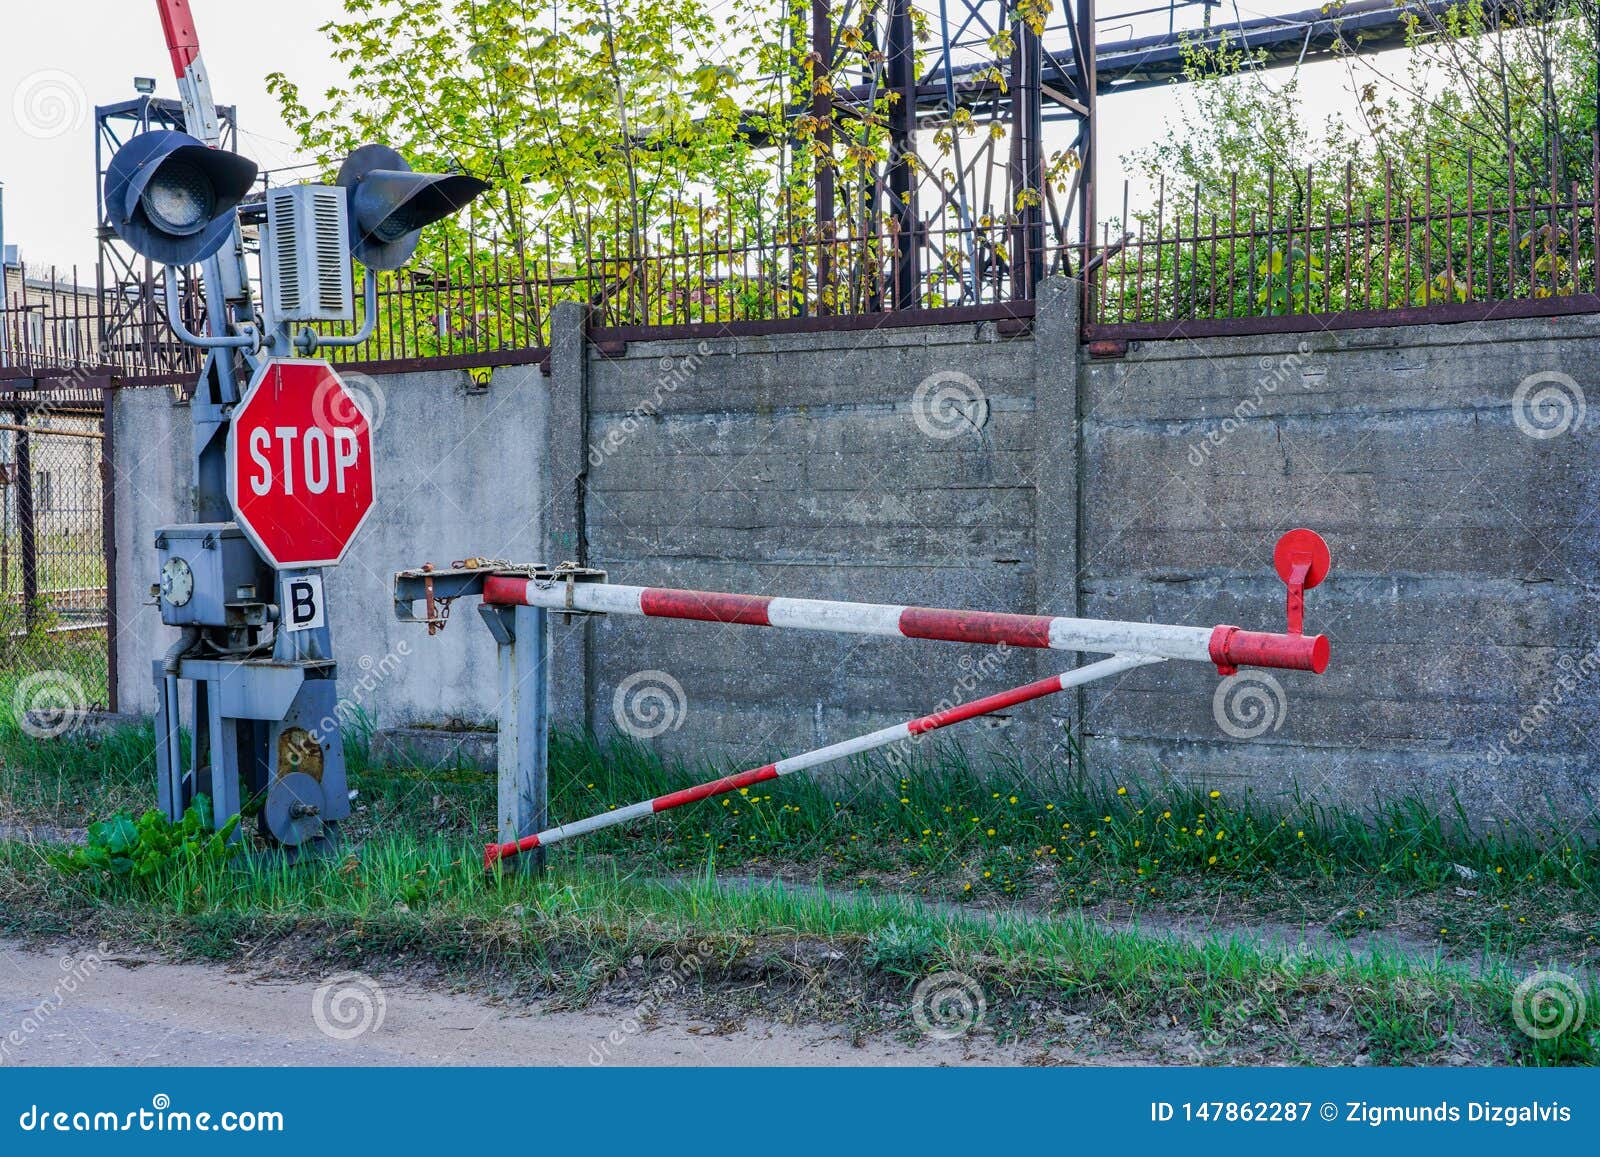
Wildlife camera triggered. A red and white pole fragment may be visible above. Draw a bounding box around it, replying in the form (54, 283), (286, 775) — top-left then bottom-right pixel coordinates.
(482, 578), (1330, 675)
(155, 1), (251, 308)
(156, 0), (221, 143)
(484, 652), (1158, 867)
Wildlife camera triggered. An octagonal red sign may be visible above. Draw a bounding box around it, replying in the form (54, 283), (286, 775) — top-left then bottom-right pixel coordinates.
(227, 358), (376, 569)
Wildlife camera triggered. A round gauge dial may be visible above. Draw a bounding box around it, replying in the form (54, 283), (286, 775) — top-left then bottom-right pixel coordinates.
(160, 557), (194, 607)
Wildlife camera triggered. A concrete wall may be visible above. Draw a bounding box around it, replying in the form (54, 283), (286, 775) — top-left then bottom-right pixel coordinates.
(577, 312), (1048, 773)
(113, 365), (548, 728)
(1079, 314), (1600, 823)
(110, 290), (1600, 823)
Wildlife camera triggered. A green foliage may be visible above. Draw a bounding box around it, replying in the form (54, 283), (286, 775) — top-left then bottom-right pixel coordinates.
(4, 832), (1591, 1063)
(52, 799), (240, 884)
(266, 0), (763, 311)
(1256, 246), (1324, 314)
(863, 919), (941, 975)
(267, 1), (1064, 329)
(1100, 3), (1600, 322)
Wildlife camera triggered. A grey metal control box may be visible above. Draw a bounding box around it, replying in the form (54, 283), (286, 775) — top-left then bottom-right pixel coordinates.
(154, 523), (273, 628)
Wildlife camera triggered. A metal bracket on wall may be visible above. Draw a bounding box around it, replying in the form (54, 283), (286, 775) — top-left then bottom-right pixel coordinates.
(393, 561), (608, 632)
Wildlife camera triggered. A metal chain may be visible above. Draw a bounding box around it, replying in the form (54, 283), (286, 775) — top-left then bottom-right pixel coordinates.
(534, 560), (584, 591)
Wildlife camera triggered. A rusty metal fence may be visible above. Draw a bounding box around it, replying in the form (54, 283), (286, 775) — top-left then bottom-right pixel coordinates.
(0, 387), (112, 716)
(10, 143), (1600, 369)
(5, 215), (1047, 383)
(1085, 141), (1600, 340)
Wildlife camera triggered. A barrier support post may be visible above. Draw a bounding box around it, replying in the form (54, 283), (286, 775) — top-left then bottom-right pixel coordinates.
(481, 603), (550, 873)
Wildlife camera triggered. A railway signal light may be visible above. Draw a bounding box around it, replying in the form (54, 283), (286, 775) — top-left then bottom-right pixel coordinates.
(103, 129), (257, 265)
(336, 144), (490, 271)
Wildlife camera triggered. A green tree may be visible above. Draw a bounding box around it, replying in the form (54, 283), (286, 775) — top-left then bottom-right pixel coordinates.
(267, 0), (760, 335)
(1099, 1), (1600, 322)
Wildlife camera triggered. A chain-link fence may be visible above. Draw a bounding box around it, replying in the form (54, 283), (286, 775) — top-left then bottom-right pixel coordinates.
(1, 397), (110, 731)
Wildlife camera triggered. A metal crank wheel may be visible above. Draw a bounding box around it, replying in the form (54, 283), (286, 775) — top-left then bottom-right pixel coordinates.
(264, 772), (337, 857)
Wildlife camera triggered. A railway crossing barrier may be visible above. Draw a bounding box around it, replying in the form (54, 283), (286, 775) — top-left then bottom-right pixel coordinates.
(392, 529), (1334, 869)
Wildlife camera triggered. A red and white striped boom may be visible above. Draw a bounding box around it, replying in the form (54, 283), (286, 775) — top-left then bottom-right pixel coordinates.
(482, 577), (1329, 674)
(400, 529), (1334, 867)
(484, 653), (1157, 866)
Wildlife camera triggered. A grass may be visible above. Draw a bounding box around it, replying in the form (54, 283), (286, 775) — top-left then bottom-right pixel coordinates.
(1, 719), (1598, 1062)
(340, 729), (1600, 968)
(1, 834), (1594, 1064)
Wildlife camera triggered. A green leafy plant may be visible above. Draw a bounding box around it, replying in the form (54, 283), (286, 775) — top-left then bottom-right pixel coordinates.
(52, 798), (240, 884)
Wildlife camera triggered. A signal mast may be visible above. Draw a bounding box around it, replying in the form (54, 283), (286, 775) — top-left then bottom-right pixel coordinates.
(116, 0), (487, 853)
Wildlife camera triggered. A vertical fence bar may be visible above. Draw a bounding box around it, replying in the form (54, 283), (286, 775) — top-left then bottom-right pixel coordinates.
(1466, 153), (1476, 300)
(13, 407), (36, 627)
(100, 384), (118, 711)
(1342, 161), (1352, 312)
(812, 0), (835, 315)
(1507, 142), (1518, 298)
(1422, 152), (1433, 307)
(1188, 181), (1200, 318)
(1266, 167), (1277, 315)
(1158, 172), (1171, 318)
(1591, 131), (1599, 296)
(1302, 165), (1312, 315)
(1227, 173), (1238, 317)
(1383, 160), (1393, 307)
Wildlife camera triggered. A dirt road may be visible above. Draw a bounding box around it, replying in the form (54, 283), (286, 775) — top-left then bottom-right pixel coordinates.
(0, 939), (1027, 1067)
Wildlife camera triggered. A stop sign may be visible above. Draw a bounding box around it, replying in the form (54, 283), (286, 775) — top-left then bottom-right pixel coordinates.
(227, 358), (376, 569)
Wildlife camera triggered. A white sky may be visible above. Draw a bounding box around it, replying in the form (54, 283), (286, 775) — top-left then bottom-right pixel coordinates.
(0, 0), (1381, 271)
(0, 0), (346, 272)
